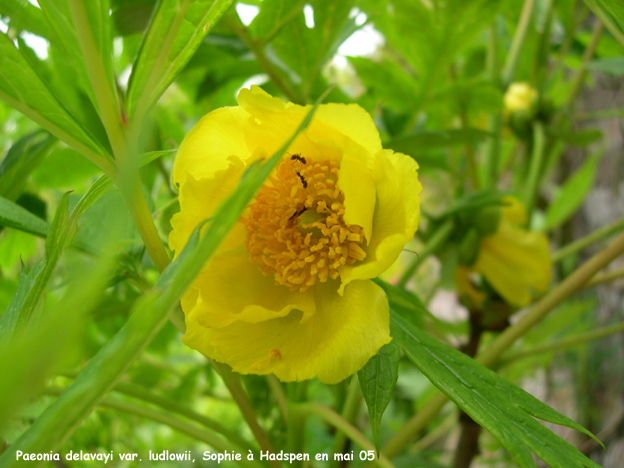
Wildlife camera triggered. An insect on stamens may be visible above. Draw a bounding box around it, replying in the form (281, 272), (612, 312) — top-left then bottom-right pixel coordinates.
(290, 153), (308, 188)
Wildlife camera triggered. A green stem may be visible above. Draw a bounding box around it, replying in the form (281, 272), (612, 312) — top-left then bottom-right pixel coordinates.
(41, 388), (262, 468)
(585, 266), (624, 288)
(328, 378), (363, 468)
(483, 25), (502, 188)
(551, 216), (624, 262)
(121, 174), (171, 272)
(58, 371), (253, 451)
(564, 20), (603, 113)
(267, 375), (289, 426)
(287, 381), (309, 468)
(398, 219), (455, 288)
(380, 230), (624, 459)
(523, 121), (545, 216)
(502, 0), (536, 85)
(210, 360), (281, 468)
(499, 321), (624, 365)
(225, 15), (306, 105)
(294, 402), (397, 468)
(67, 0), (125, 158)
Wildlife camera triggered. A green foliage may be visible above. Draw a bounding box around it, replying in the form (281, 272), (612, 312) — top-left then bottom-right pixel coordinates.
(391, 311), (602, 468)
(0, 1), (621, 467)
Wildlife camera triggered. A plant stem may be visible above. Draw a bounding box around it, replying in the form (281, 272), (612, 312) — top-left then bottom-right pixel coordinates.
(294, 402), (397, 468)
(57, 371), (253, 452)
(524, 121), (545, 216)
(585, 266), (624, 288)
(122, 173), (171, 272)
(225, 14), (306, 105)
(210, 360), (281, 468)
(565, 19), (603, 113)
(41, 388), (263, 468)
(551, 216), (624, 262)
(267, 375), (289, 426)
(287, 381), (309, 468)
(328, 378), (363, 468)
(398, 219), (455, 288)
(502, 0), (536, 85)
(379, 230), (624, 459)
(499, 321), (624, 365)
(67, 0), (125, 158)
(483, 25), (502, 188)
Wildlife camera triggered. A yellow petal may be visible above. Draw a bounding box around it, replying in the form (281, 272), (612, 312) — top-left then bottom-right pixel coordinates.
(169, 159), (246, 258)
(184, 253), (316, 329)
(182, 279), (391, 383)
(476, 222), (551, 306)
(237, 86), (382, 156)
(172, 106), (250, 188)
(338, 150), (422, 294)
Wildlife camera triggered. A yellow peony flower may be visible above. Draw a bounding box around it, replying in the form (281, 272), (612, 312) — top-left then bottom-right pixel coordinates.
(169, 86), (422, 383)
(503, 82), (538, 114)
(455, 198), (551, 308)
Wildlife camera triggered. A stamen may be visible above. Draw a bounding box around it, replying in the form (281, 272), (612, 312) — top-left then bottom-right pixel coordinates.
(243, 158), (366, 291)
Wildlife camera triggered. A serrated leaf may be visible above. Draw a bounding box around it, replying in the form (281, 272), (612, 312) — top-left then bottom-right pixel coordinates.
(0, 195), (49, 238)
(358, 342), (400, 453)
(0, 33), (109, 160)
(126, 0), (235, 124)
(391, 311), (603, 468)
(544, 148), (604, 230)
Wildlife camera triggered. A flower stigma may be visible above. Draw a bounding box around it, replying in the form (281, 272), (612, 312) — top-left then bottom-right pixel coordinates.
(243, 157), (367, 292)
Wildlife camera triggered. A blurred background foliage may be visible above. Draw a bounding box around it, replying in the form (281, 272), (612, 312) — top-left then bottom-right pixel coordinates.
(1, 0), (624, 467)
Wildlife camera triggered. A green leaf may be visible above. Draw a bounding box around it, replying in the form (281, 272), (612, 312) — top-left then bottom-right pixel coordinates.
(358, 342), (400, 453)
(126, 0), (236, 124)
(391, 311), (602, 468)
(386, 129), (492, 154)
(544, 148), (605, 230)
(0, 33), (109, 161)
(0, 131), (55, 200)
(0, 89), (329, 465)
(36, 0), (98, 109)
(14, 193), (72, 329)
(0, 259), (43, 343)
(0, 0), (54, 39)
(0, 195), (49, 238)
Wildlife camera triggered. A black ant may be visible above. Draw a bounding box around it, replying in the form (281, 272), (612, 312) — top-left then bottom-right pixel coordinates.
(289, 207), (307, 221)
(290, 153), (308, 188)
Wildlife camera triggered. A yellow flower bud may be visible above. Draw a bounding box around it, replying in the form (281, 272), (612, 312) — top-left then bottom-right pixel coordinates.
(504, 82), (538, 113)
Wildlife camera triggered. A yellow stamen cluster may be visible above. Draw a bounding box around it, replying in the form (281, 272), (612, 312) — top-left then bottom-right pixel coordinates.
(243, 158), (367, 292)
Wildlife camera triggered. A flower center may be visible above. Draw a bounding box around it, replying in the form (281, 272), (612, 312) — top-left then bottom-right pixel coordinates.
(243, 157), (367, 292)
